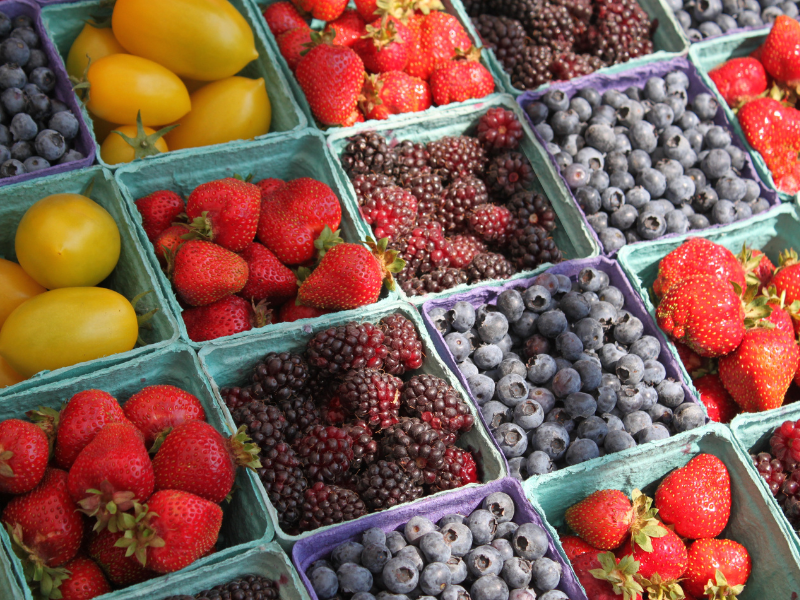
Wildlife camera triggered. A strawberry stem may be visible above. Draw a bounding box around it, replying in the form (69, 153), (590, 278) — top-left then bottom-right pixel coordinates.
(229, 425), (262, 470)
(589, 552), (644, 600)
(364, 236), (405, 291)
(635, 572), (686, 600)
(628, 489), (667, 553)
(704, 569), (745, 599)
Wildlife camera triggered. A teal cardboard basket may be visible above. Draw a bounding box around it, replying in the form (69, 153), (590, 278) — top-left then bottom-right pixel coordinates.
(0, 343), (274, 600)
(0, 537), (25, 600)
(326, 94), (601, 306)
(114, 128), (391, 349)
(524, 422), (800, 599)
(0, 166), (178, 398)
(39, 0), (307, 169)
(197, 299), (507, 550)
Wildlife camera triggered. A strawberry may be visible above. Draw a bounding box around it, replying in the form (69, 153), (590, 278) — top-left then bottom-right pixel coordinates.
(684, 539), (751, 598)
(765, 294), (796, 340)
(656, 274), (745, 358)
(88, 529), (154, 587)
(359, 71), (431, 120)
(134, 190), (184, 242)
(770, 249), (800, 307)
(122, 385), (206, 449)
(182, 295), (271, 342)
(172, 240), (249, 306)
(564, 489), (633, 550)
(355, 16), (411, 73)
(185, 178), (261, 253)
(296, 32), (366, 126)
(278, 295), (331, 322)
(616, 523), (687, 583)
(0, 418), (49, 494)
(239, 242), (297, 304)
(297, 238), (404, 310)
(115, 489), (223, 573)
(325, 9), (367, 47)
(571, 551), (643, 600)
(152, 421), (260, 503)
(263, 1), (308, 37)
(737, 245), (775, 287)
(738, 98), (800, 180)
(776, 163), (800, 193)
(68, 423), (154, 532)
(55, 389), (128, 470)
(675, 341), (705, 374)
(694, 373), (739, 424)
(277, 27), (314, 72)
(560, 534), (599, 562)
(653, 238), (746, 299)
(152, 224), (187, 267)
(760, 15), (800, 86)
(407, 11), (472, 80)
(57, 556), (111, 600)
(655, 453), (731, 539)
(295, 0), (348, 22)
(256, 177), (285, 199)
(718, 326), (799, 411)
(354, 0), (379, 21)
(257, 178), (342, 265)
(708, 57), (768, 107)
(430, 48), (494, 105)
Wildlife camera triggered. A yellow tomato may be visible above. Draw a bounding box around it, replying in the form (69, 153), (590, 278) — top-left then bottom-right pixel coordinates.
(66, 22), (127, 80)
(0, 258), (45, 328)
(86, 54), (191, 126)
(166, 77), (271, 150)
(112, 0), (259, 81)
(100, 125), (169, 164)
(0, 287), (139, 378)
(180, 77), (207, 94)
(15, 193), (121, 289)
(0, 356), (24, 388)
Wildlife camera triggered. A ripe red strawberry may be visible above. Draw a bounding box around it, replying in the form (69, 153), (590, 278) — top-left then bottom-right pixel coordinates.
(738, 98), (800, 179)
(55, 389), (128, 469)
(0, 418), (49, 494)
(655, 453), (731, 539)
(239, 242), (297, 304)
(297, 238), (404, 310)
(186, 178), (261, 253)
(765, 295), (796, 340)
(294, 0), (347, 21)
(616, 523), (687, 582)
(656, 273), (745, 358)
(263, 1), (308, 37)
(296, 34), (366, 126)
(694, 373), (739, 424)
(257, 178), (342, 265)
(737, 245), (775, 287)
(355, 17), (411, 73)
(58, 556), (112, 600)
(115, 489), (222, 573)
(325, 9), (367, 47)
(122, 385), (206, 449)
(278, 295), (331, 322)
(430, 48), (494, 105)
(761, 15), (800, 85)
(407, 11), (472, 80)
(571, 552), (643, 600)
(564, 489), (633, 550)
(152, 224), (187, 266)
(684, 539), (751, 598)
(172, 240), (249, 306)
(68, 422), (154, 532)
(88, 529), (154, 587)
(708, 57), (768, 107)
(182, 295), (271, 342)
(653, 238), (746, 299)
(560, 534), (599, 562)
(134, 190), (184, 242)
(675, 341), (705, 374)
(719, 326), (799, 412)
(256, 177), (285, 199)
(359, 71), (431, 120)
(277, 27), (313, 72)
(770, 249), (800, 307)
(354, 0), (379, 21)
(776, 163), (800, 193)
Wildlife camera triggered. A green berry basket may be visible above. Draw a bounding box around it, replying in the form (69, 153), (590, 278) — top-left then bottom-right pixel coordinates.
(0, 535), (25, 600)
(524, 422), (800, 599)
(325, 93), (601, 307)
(113, 127), (396, 350)
(0, 166), (178, 398)
(38, 0), (307, 170)
(197, 299), (507, 551)
(0, 343), (274, 600)
(688, 29), (799, 203)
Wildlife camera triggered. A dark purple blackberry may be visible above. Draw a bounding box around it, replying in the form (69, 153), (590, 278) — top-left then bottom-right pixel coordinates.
(427, 136), (487, 182)
(550, 51), (606, 80)
(380, 417), (448, 484)
(220, 386), (260, 412)
(462, 0), (486, 16)
(506, 190), (557, 232)
(380, 313), (424, 375)
(355, 460), (424, 511)
(388, 140), (431, 185)
(299, 481), (367, 532)
(257, 442), (307, 530)
(277, 395), (322, 443)
(336, 368), (403, 431)
(358, 184), (418, 242)
(305, 322), (388, 375)
(467, 252), (517, 283)
(485, 152), (535, 198)
(251, 352), (309, 403)
(232, 401), (287, 455)
(583, 0), (654, 65)
(342, 421), (378, 472)
(391, 219), (453, 281)
(401, 268), (469, 297)
(472, 15), (528, 73)
(294, 425), (354, 483)
(341, 132), (395, 176)
(432, 447), (479, 492)
(408, 173), (444, 215)
(511, 45), (554, 90)
(524, 0), (580, 52)
(476, 107), (524, 152)
(433, 176), (489, 233)
(508, 224), (562, 270)
(193, 574), (279, 600)
(351, 173), (396, 204)
(401, 374), (475, 443)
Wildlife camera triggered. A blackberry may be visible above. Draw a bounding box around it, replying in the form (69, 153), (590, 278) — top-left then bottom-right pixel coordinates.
(299, 481), (367, 532)
(753, 451), (788, 497)
(306, 322), (388, 375)
(193, 574), (279, 600)
(550, 51), (606, 80)
(584, 0), (653, 65)
(433, 176), (489, 233)
(525, 0), (579, 52)
(351, 173), (395, 204)
(508, 224), (562, 270)
(336, 368), (403, 431)
(355, 460), (424, 511)
(251, 352), (309, 402)
(462, 0), (486, 16)
(401, 268), (469, 297)
(407, 173), (444, 215)
(341, 132), (395, 176)
(467, 252), (517, 283)
(476, 107), (524, 152)
(511, 45), (554, 90)
(232, 401), (286, 454)
(446, 234), (488, 269)
(485, 152), (535, 198)
(427, 136), (487, 182)
(278, 395), (322, 443)
(321, 395), (346, 426)
(294, 425), (354, 483)
(506, 190), (557, 232)
(391, 219), (453, 281)
(257, 443), (307, 530)
(388, 140), (431, 185)
(472, 15), (528, 73)
(401, 374), (475, 442)
(380, 417), (448, 484)
(468, 204), (513, 246)
(342, 421), (378, 472)
(771, 419), (800, 463)
(220, 386), (260, 412)
(432, 447), (479, 492)
(379, 313), (424, 375)
(359, 184), (418, 242)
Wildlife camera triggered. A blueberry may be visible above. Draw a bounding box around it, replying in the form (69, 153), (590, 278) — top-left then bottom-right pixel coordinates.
(636, 212), (667, 241)
(617, 385), (645, 413)
(496, 374), (529, 408)
(478, 313), (509, 344)
(539, 593), (569, 600)
(513, 399), (544, 430)
(622, 409), (652, 436)
(496, 290), (525, 323)
(406, 516), (437, 546)
(311, 566), (339, 599)
(627, 336), (659, 362)
(508, 457), (526, 481)
(396, 546), (425, 571)
(564, 392), (597, 419)
(537, 309), (568, 338)
(543, 89), (569, 112)
(598, 228), (626, 253)
(701, 148), (732, 179)
(467, 509), (498, 546)
(629, 120), (658, 153)
(429, 307), (451, 336)
(749, 197), (770, 215)
(491, 538), (514, 563)
(333, 541), (364, 567)
(523, 450), (552, 475)
(524, 334), (551, 358)
(446, 557), (468, 585)
(353, 592), (376, 600)
(471, 574), (509, 600)
(449, 302), (476, 332)
(511, 522), (548, 561)
(0, 38), (29, 67)
(474, 345), (503, 371)
(692, 93), (719, 121)
(576, 147), (604, 170)
(10, 27), (38, 49)
(577, 87), (601, 107)
(532, 422), (570, 460)
(26, 66), (55, 94)
(360, 528), (386, 548)
(551, 367), (581, 398)
(511, 312), (538, 338)
(603, 413), (625, 432)
(587, 212), (608, 232)
(595, 386), (617, 414)
(565, 437), (599, 465)
(0, 144), (9, 164)
(674, 402), (705, 431)
(638, 383), (659, 410)
(461, 361), (479, 379)
(589, 302), (616, 329)
(577, 415), (609, 445)
(386, 531), (408, 554)
(1, 87), (25, 115)
(654, 379), (683, 408)
(604, 429), (637, 453)
(446, 332), (472, 362)
(584, 123), (617, 153)
(551, 110), (581, 136)
(711, 199), (736, 224)
(637, 423), (671, 443)
(442, 585), (470, 600)
(529, 387), (556, 413)
(536, 123), (554, 143)
(338, 563), (373, 594)
(562, 162), (590, 189)
(597, 342), (626, 371)
(557, 292), (588, 321)
(526, 102), (548, 125)
(716, 176), (747, 202)
(569, 96), (592, 121)
(418, 561), (451, 596)
(530, 557), (561, 591)
(589, 170), (610, 194)
(376, 593), (409, 600)
(637, 168), (667, 198)
(383, 558), (420, 594)
(469, 374), (496, 406)
(737, 9), (763, 25)
(494, 422), (528, 458)
(441, 523), (473, 558)
(466, 545), (504, 579)
(0, 158), (24, 177)
(34, 129), (65, 162)
(419, 531), (452, 564)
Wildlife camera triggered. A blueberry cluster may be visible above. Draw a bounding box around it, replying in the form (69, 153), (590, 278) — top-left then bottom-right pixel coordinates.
(308, 492), (571, 600)
(0, 11), (83, 178)
(667, 0), (799, 40)
(525, 69), (771, 254)
(429, 268), (705, 478)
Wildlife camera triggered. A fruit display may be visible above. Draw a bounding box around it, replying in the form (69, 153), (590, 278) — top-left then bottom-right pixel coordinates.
(464, 0), (655, 90)
(338, 107), (564, 298)
(163, 574), (281, 600)
(427, 261), (704, 480)
(522, 64), (774, 254)
(667, 0), (797, 41)
(262, 0), (495, 126)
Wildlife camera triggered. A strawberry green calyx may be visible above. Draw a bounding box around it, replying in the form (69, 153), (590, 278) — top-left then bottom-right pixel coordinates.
(252, 299), (274, 329)
(25, 406), (60, 454)
(376, 0), (415, 21)
(113, 111), (177, 161)
(736, 244), (768, 288)
(314, 226), (344, 260)
(359, 74), (385, 115)
(301, 28), (337, 56)
(365, 236), (405, 291)
(628, 489), (667, 553)
(779, 248), (800, 268)
(0, 450), (13, 479)
(704, 569), (745, 600)
(636, 573), (686, 600)
(453, 45), (483, 63)
(589, 552), (644, 600)
(362, 18), (401, 50)
(76, 480), (142, 533)
(6, 522), (70, 599)
(411, 0), (445, 14)
(228, 425), (262, 470)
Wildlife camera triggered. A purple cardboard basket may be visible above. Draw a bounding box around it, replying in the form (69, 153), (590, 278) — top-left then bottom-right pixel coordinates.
(0, 0), (94, 184)
(292, 477), (588, 600)
(517, 56), (780, 257)
(419, 256), (705, 474)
